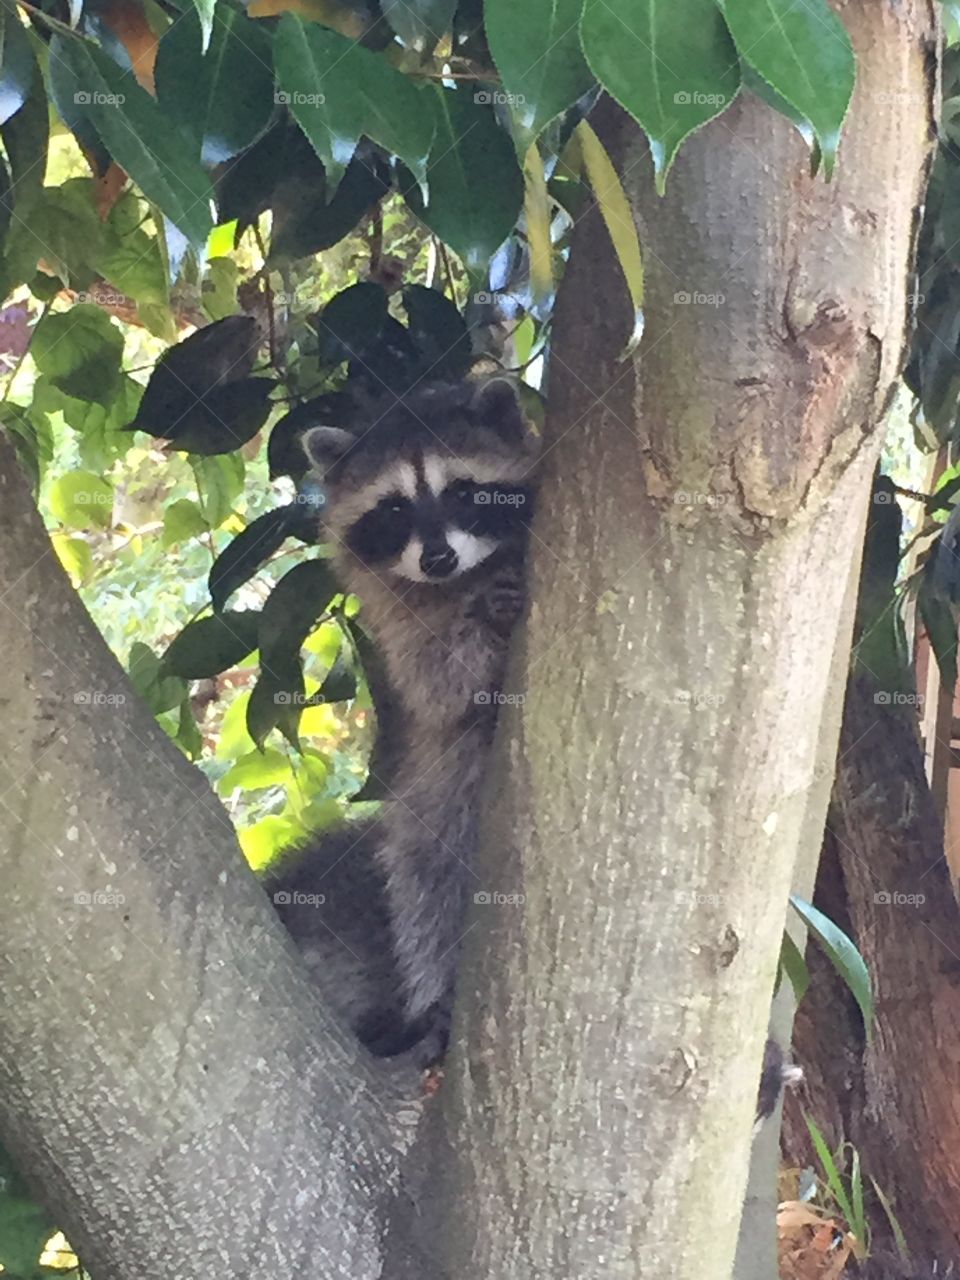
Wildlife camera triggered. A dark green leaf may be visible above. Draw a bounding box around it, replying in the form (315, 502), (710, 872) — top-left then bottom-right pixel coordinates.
(247, 652), (304, 749)
(270, 145), (392, 262)
(274, 14), (435, 194)
(312, 652), (357, 702)
(175, 694), (204, 760)
(402, 284), (471, 378)
(0, 1145), (57, 1280)
(1, 65), (48, 219)
(312, 281), (389, 365)
(48, 35), (214, 247)
(722, 0), (855, 178)
(0, 5), (36, 126)
(162, 610), (261, 678)
(790, 894), (873, 1038)
(156, 8), (274, 166)
(164, 377), (275, 456)
(382, 0), (455, 52)
(402, 86), (523, 276)
(580, 0), (740, 191)
(131, 315), (260, 436)
(259, 560), (340, 662)
(778, 930), (810, 1004)
(32, 305), (123, 402)
(129, 641), (188, 716)
(209, 505), (296, 611)
(485, 0), (594, 154)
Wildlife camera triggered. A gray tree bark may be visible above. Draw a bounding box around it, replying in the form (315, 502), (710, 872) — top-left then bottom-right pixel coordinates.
(435, 4), (938, 1277)
(0, 435), (421, 1278)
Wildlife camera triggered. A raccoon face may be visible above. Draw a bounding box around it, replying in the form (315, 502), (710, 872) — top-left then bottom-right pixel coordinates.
(301, 380), (537, 584)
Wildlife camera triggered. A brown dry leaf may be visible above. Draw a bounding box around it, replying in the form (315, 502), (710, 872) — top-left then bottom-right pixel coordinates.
(247, 0), (367, 37)
(95, 0), (158, 91)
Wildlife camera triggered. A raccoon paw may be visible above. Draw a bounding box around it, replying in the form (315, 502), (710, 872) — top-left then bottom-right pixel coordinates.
(482, 582), (525, 635)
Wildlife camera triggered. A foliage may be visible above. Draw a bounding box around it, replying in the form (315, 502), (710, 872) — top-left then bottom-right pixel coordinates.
(0, 0), (862, 1269)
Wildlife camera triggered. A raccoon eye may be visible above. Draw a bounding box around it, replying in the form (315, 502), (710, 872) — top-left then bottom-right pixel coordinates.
(451, 481), (475, 503)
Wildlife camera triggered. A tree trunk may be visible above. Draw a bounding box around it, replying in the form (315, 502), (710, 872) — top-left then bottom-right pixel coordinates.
(0, 435), (419, 1278)
(784, 670), (960, 1271)
(433, 5), (938, 1277)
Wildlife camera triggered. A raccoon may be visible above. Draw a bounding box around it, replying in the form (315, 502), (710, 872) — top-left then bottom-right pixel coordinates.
(267, 378), (539, 1065)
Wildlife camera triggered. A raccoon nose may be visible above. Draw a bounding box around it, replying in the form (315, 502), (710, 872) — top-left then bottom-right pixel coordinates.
(420, 544), (457, 578)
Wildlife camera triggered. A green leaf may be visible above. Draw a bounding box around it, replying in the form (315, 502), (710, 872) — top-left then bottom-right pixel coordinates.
(721, 0), (855, 178)
(382, 0), (455, 52)
(92, 193), (170, 316)
(193, 453), (245, 528)
(4, 179), (103, 292)
(312, 281), (388, 365)
(48, 469), (114, 530)
(778, 930), (810, 1005)
(580, 0), (740, 192)
(0, 4), (36, 127)
(401, 284), (471, 378)
(190, 0), (217, 52)
(576, 120), (643, 353)
(218, 747), (292, 793)
(1, 65), (48, 221)
(48, 35), (214, 248)
(313, 652), (357, 702)
(156, 7), (274, 166)
(32, 305), (123, 403)
(162, 610), (260, 678)
(129, 641), (187, 716)
(165, 378), (275, 455)
(402, 86), (523, 276)
(247, 652), (304, 749)
(259, 560), (340, 661)
(163, 498), (208, 547)
(209, 506), (295, 611)
(269, 145), (392, 262)
(0, 1145), (57, 1280)
(274, 14), (435, 195)
(790, 895), (873, 1038)
(485, 0), (594, 154)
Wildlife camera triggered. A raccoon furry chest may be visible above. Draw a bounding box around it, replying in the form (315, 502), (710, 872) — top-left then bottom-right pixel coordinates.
(267, 379), (537, 1067)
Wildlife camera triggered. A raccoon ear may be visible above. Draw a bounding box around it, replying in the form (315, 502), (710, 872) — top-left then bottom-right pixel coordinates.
(301, 425), (356, 473)
(470, 377), (526, 441)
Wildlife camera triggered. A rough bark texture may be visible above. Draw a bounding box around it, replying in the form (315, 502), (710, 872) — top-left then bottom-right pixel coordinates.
(431, 5), (938, 1277)
(784, 672), (960, 1271)
(0, 436), (421, 1278)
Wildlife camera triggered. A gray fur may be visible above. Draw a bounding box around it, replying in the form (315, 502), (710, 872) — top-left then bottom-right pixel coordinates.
(267, 380), (538, 1065)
